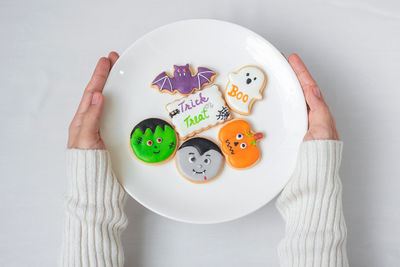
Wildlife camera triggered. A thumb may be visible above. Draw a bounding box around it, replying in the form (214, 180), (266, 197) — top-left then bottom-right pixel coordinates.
(81, 92), (104, 135)
(305, 85), (327, 112)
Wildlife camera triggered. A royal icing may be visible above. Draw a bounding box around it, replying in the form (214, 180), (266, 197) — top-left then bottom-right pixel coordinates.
(130, 118), (177, 164)
(166, 85), (232, 140)
(152, 64), (217, 95)
(176, 137), (224, 183)
(224, 65), (266, 115)
(218, 119), (263, 169)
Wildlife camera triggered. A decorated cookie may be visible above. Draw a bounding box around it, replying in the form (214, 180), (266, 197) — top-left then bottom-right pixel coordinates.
(166, 85), (232, 140)
(224, 65), (267, 115)
(218, 119), (264, 169)
(130, 118), (178, 164)
(151, 64), (217, 96)
(176, 137), (224, 183)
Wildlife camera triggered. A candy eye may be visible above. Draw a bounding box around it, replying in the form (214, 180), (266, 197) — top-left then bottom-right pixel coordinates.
(183, 68), (186, 72)
(240, 143), (247, 149)
(177, 69), (181, 72)
(254, 77), (257, 80)
(188, 156), (196, 163)
(204, 158), (211, 165)
(236, 133), (243, 140)
(246, 73), (249, 76)
(156, 138), (162, 143)
(147, 140), (153, 146)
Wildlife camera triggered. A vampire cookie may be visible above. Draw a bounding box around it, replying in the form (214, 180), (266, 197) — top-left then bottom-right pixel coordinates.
(175, 137), (224, 183)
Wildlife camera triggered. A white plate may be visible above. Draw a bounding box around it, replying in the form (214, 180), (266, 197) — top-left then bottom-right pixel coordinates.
(101, 19), (307, 224)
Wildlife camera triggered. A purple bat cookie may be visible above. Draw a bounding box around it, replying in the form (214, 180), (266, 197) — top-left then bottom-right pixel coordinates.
(151, 64), (217, 95)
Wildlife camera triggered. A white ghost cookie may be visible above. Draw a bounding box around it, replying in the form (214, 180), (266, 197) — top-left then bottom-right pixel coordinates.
(224, 66), (267, 115)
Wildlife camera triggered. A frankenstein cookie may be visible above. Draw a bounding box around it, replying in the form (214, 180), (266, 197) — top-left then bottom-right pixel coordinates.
(130, 118), (177, 164)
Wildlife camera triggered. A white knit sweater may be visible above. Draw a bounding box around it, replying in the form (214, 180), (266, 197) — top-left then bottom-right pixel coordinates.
(60, 140), (348, 267)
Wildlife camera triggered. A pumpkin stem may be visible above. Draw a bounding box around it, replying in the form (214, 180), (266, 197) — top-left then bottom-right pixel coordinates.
(254, 132), (264, 141)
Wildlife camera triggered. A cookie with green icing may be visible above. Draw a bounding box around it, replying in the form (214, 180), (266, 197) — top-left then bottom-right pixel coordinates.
(130, 118), (177, 164)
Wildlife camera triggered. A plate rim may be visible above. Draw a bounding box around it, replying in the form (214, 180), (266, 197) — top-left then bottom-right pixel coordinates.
(103, 18), (307, 224)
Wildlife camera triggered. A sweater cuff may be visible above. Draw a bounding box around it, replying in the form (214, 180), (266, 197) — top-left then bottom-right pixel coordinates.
(66, 149), (126, 205)
(276, 140), (343, 211)
(62, 149), (128, 267)
(276, 140), (348, 267)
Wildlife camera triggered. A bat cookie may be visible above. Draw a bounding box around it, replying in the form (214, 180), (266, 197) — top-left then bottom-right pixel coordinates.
(130, 118), (178, 164)
(152, 64), (217, 95)
(218, 119), (264, 169)
(176, 137), (224, 183)
(224, 65), (267, 115)
(166, 85), (232, 140)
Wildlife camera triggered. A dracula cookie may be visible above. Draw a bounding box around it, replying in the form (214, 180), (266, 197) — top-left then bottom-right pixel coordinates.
(218, 119), (264, 169)
(166, 85), (232, 140)
(176, 137), (224, 183)
(151, 64), (217, 96)
(130, 118), (178, 164)
(224, 65), (267, 115)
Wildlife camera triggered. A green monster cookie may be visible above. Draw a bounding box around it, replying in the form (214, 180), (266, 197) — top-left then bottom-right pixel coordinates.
(130, 118), (177, 164)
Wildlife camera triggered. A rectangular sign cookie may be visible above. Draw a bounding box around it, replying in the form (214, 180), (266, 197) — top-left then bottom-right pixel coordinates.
(166, 85), (232, 140)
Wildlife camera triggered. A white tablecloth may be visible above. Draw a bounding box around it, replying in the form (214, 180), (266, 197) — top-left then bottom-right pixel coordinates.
(1, 0), (399, 266)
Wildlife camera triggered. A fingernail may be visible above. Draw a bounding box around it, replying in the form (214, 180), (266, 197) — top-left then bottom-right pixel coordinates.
(313, 86), (321, 98)
(91, 93), (100, 105)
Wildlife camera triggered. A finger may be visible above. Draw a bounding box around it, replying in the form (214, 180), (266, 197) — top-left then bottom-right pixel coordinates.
(108, 51), (119, 68)
(288, 53), (317, 93)
(288, 53), (325, 111)
(80, 92), (104, 135)
(74, 57), (110, 116)
(85, 57), (111, 94)
(70, 90), (94, 134)
(75, 90), (93, 117)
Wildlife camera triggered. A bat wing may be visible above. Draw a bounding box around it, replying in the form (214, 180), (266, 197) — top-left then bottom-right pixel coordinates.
(152, 72), (173, 92)
(195, 67), (216, 89)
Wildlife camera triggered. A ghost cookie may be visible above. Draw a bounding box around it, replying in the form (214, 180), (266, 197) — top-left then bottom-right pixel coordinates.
(130, 118), (178, 164)
(224, 65), (267, 115)
(218, 119), (264, 169)
(176, 137), (224, 183)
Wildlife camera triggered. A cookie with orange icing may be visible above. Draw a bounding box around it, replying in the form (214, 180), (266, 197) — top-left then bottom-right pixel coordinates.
(218, 119), (263, 169)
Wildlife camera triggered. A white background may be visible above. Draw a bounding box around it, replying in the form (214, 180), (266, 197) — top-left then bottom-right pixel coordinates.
(0, 0), (399, 266)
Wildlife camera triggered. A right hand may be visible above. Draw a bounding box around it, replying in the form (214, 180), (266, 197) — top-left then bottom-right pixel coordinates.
(288, 54), (339, 141)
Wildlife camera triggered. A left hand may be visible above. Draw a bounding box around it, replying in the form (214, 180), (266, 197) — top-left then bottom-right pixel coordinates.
(67, 52), (119, 149)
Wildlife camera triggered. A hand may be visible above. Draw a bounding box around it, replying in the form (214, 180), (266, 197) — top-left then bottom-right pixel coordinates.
(288, 54), (339, 141)
(68, 52), (119, 149)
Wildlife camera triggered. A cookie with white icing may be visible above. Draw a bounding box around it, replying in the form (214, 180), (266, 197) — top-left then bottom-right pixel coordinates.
(166, 85), (232, 140)
(224, 65), (267, 115)
(176, 137), (224, 183)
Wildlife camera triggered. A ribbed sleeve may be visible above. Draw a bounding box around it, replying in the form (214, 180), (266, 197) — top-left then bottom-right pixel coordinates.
(276, 141), (348, 267)
(60, 149), (128, 267)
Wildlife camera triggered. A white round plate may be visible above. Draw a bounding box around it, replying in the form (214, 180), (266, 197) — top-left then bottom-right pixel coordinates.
(101, 19), (307, 224)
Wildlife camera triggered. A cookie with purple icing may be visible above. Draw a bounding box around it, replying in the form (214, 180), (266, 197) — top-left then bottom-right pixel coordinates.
(151, 64), (217, 96)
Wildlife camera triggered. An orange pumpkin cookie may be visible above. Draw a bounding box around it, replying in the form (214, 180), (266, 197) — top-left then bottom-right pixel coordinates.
(218, 119), (263, 169)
